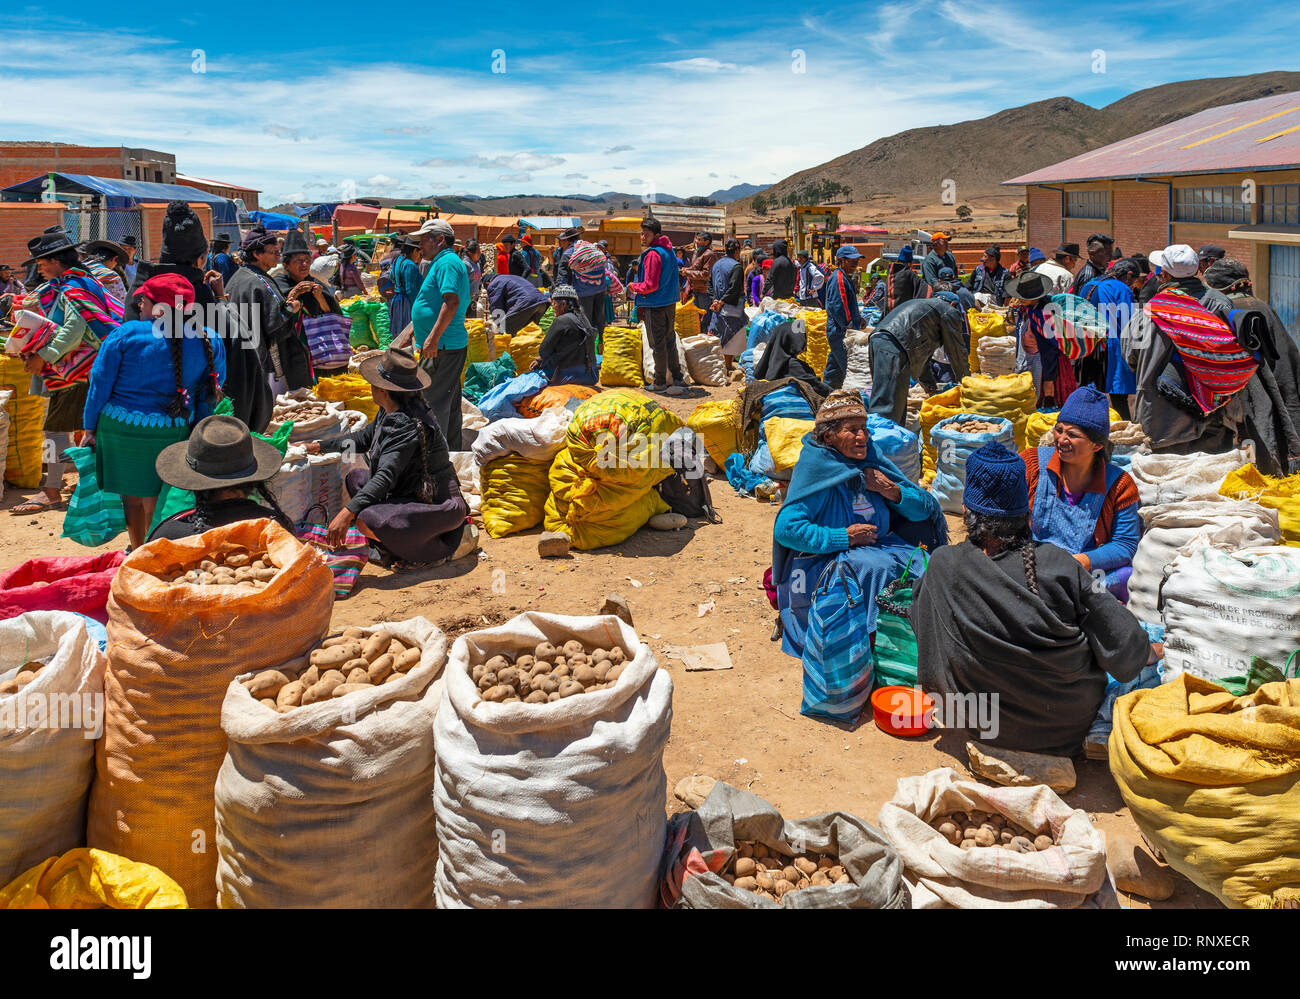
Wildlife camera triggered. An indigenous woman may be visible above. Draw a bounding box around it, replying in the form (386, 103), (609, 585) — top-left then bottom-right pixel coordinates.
(274, 228), (348, 380)
(386, 236), (422, 339)
(226, 226), (313, 391)
(1005, 269), (1071, 407)
(1023, 386), (1140, 601)
(306, 348), (478, 568)
(910, 441), (1155, 756)
(772, 390), (946, 721)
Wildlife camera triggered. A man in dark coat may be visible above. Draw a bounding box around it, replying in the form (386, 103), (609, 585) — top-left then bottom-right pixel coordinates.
(762, 239), (797, 300)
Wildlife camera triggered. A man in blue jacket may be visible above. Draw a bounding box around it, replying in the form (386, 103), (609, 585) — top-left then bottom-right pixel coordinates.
(823, 244), (864, 389)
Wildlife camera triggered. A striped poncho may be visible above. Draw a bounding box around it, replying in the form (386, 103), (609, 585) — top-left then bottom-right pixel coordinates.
(31, 266), (123, 389)
(1147, 288), (1257, 415)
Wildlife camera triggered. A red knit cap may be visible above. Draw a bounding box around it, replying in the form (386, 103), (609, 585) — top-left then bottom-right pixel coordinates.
(136, 273), (195, 308)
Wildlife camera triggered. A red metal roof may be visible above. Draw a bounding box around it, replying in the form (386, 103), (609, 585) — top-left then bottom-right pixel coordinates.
(1004, 90), (1300, 186)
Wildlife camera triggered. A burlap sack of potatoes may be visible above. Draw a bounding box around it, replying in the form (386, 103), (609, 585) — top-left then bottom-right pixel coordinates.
(215, 617), (448, 909)
(0, 612), (105, 887)
(877, 767), (1114, 909)
(434, 611), (672, 909)
(665, 781), (910, 910)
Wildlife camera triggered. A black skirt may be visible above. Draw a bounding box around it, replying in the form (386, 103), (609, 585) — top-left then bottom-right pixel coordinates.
(44, 380), (89, 433)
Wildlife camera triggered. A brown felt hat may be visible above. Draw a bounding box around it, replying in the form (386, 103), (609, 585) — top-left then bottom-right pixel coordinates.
(155, 415), (283, 492)
(357, 346), (431, 393)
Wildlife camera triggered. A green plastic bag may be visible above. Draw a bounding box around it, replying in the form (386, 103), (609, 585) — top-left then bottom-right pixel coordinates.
(1218, 651), (1299, 696)
(61, 446), (127, 547)
(343, 299), (375, 349)
(366, 300), (392, 348)
(871, 547), (929, 689)
(462, 353), (516, 404)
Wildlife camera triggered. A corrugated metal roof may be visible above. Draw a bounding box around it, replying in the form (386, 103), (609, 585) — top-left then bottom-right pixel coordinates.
(1004, 90), (1300, 186)
(175, 173), (260, 192)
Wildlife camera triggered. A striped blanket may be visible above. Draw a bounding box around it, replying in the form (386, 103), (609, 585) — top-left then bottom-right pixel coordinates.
(1048, 293), (1107, 361)
(37, 266), (124, 339)
(1147, 289), (1257, 415)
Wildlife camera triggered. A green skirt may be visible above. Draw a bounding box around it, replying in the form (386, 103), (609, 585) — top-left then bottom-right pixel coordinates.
(95, 413), (191, 499)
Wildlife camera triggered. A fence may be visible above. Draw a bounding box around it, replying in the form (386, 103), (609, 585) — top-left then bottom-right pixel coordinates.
(61, 208), (143, 248)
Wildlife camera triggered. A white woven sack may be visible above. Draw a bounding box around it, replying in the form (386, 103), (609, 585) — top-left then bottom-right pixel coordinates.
(1127, 500), (1279, 624)
(434, 611), (672, 909)
(640, 323), (689, 385)
(471, 408), (570, 465)
(461, 398), (489, 432)
(0, 611), (105, 885)
(450, 451), (481, 515)
(841, 330), (874, 395)
(216, 618), (447, 908)
(877, 767), (1112, 909)
(1126, 446), (1254, 507)
(0, 388), (12, 485)
(682, 334), (728, 386)
(977, 336), (1017, 377)
(1160, 541), (1300, 685)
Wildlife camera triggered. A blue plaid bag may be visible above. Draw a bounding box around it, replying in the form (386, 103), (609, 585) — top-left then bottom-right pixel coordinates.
(801, 554), (874, 721)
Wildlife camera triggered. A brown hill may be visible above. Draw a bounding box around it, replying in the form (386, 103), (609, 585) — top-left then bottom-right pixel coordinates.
(738, 71), (1300, 214)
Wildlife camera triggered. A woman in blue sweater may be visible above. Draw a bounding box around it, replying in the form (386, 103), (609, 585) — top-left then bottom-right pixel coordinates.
(772, 390), (946, 721)
(386, 236), (422, 338)
(83, 273), (226, 549)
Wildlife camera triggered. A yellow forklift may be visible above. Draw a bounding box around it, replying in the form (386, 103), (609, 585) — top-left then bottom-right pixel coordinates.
(784, 206), (842, 261)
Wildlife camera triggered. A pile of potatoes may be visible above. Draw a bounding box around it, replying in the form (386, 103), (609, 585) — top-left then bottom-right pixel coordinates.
(472, 640), (628, 704)
(271, 399), (333, 424)
(930, 808), (1056, 852)
(722, 841), (853, 901)
(0, 661), (46, 695)
(952, 420), (1005, 435)
(156, 549), (279, 589)
(242, 627), (422, 711)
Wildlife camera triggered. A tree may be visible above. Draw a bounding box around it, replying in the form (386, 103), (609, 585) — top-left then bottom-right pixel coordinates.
(956, 204), (972, 222)
(1016, 202), (1027, 231)
(752, 193), (768, 215)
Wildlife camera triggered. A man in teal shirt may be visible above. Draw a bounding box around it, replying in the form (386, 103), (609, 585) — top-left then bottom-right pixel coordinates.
(394, 218), (468, 448)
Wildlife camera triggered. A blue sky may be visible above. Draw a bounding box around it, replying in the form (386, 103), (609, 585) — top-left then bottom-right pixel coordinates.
(3, 1), (1299, 205)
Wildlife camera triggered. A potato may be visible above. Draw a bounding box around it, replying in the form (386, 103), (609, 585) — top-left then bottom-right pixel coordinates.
(319, 668), (345, 686)
(774, 880), (795, 897)
(962, 825), (980, 842)
(302, 676), (343, 704)
(734, 857), (757, 878)
(386, 638), (406, 657)
(322, 634), (350, 649)
(793, 857), (817, 876)
(552, 664), (571, 679)
(552, 655), (567, 669)
(951, 811), (969, 827)
(331, 682), (370, 698)
(478, 672), (498, 691)
(573, 665), (597, 687)
(482, 684), (513, 702)
(547, 691), (562, 702)
(393, 647), (421, 672)
(722, 874), (735, 885)
(258, 697), (277, 709)
(529, 661), (553, 679)
(834, 874), (851, 885)
(346, 667), (370, 685)
(754, 873), (775, 891)
(568, 653), (588, 667)
(1000, 829), (1015, 845)
(607, 663), (626, 683)
(781, 865), (799, 883)
(960, 839), (976, 850)
(15, 670), (37, 688)
(368, 654), (395, 684)
(199, 560), (217, 572)
(737, 843), (753, 859)
(537, 676), (560, 694)
(342, 657), (369, 676)
(0, 679), (19, 695)
(590, 648), (611, 664)
(558, 679), (584, 698)
(974, 827), (997, 847)
(827, 865), (846, 881)
(233, 567), (252, 583)
(515, 653), (535, 671)
(1009, 836), (1035, 853)
(362, 632), (391, 662)
(969, 810), (989, 825)
(733, 876), (758, 892)
(810, 872), (831, 887)
(383, 673), (405, 685)
(497, 666), (520, 687)
(1034, 835), (1055, 851)
(310, 646), (354, 669)
(246, 669), (290, 699)
(796, 877), (810, 890)
(989, 813), (1007, 828)
(276, 680), (305, 709)
(816, 856), (836, 871)
(937, 821), (959, 843)
(225, 552), (251, 568)
(524, 690), (549, 704)
(593, 663), (609, 683)
(183, 570), (201, 584)
(471, 663), (488, 683)
(561, 639), (585, 658)
(607, 647), (625, 665)
(534, 642), (557, 660)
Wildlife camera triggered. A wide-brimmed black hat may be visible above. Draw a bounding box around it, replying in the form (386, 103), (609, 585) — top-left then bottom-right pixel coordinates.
(88, 239), (130, 265)
(358, 347), (431, 393)
(155, 415), (283, 492)
(281, 228), (312, 257)
(500, 233), (517, 243)
(211, 232), (231, 247)
(1053, 242), (1080, 259)
(24, 227), (76, 264)
(559, 226), (583, 241)
(1004, 269), (1051, 302)
(121, 235), (138, 248)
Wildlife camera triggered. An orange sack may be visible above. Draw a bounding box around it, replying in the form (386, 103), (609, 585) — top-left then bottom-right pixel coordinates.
(517, 383), (600, 420)
(86, 519), (334, 908)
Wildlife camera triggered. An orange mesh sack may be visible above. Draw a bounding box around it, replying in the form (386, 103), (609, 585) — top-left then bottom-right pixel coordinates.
(86, 519), (334, 908)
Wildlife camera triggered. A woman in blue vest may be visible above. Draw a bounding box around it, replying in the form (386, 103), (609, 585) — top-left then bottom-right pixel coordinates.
(387, 236), (422, 339)
(1022, 386), (1141, 601)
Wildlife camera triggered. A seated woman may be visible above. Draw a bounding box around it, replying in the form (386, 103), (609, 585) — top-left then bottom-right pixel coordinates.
(1024, 385), (1140, 601)
(753, 314), (828, 391)
(150, 414), (295, 541)
(910, 441), (1156, 756)
(772, 390), (947, 721)
(1004, 270), (1072, 407)
(529, 284), (597, 386)
(307, 347), (478, 568)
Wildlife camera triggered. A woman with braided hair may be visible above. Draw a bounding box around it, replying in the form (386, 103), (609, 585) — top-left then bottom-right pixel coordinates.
(306, 347), (478, 569)
(82, 273), (226, 548)
(909, 442), (1157, 756)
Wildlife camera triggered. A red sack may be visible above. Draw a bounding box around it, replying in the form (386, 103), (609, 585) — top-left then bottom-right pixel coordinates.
(0, 551), (126, 623)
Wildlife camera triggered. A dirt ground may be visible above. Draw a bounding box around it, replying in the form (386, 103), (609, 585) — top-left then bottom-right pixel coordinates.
(1, 381), (1219, 909)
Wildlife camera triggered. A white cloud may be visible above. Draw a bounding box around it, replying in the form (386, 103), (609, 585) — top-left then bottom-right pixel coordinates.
(365, 174), (401, 189)
(564, 172), (588, 180)
(603, 144), (634, 154)
(417, 152), (564, 170)
(498, 172), (532, 183)
(656, 57), (744, 73)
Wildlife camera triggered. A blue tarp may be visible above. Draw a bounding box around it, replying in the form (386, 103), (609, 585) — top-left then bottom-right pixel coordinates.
(1, 172), (238, 225)
(248, 210), (304, 230)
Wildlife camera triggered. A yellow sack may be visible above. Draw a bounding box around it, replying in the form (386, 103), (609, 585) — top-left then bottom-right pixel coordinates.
(688, 398), (742, 467)
(960, 373), (1036, 450)
(506, 323), (544, 374)
(479, 454), (550, 538)
(796, 309), (829, 378)
(1025, 406), (1123, 447)
(544, 446), (669, 550)
(461, 319), (495, 384)
(566, 388), (682, 491)
(919, 386), (963, 486)
(314, 372), (379, 420)
(966, 310), (1007, 374)
(0, 354), (48, 488)
(674, 300), (702, 337)
(1109, 674), (1300, 909)
(1220, 463), (1300, 546)
(598, 325), (643, 387)
(765, 417), (814, 475)
(0, 848), (187, 909)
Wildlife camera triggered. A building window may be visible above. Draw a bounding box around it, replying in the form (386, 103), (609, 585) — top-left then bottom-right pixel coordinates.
(1261, 184), (1300, 226)
(1065, 190), (1108, 219)
(1174, 186), (1250, 223)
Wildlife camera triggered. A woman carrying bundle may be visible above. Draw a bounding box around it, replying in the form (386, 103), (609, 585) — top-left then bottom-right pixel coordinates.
(910, 442), (1156, 756)
(1023, 386), (1140, 601)
(306, 347), (478, 568)
(82, 274), (227, 549)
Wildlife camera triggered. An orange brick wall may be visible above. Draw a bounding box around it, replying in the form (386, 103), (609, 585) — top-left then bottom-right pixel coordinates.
(0, 202), (70, 267)
(139, 202), (212, 263)
(1111, 184), (1170, 257)
(1025, 186), (1060, 253)
(0, 144), (125, 191)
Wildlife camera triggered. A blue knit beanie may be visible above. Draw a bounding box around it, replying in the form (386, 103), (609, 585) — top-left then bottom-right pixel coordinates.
(1057, 385), (1111, 440)
(964, 442), (1030, 517)
(897, 245), (914, 263)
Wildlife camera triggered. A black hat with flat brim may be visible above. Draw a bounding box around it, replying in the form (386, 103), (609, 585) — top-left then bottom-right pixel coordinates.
(155, 414), (284, 492)
(1004, 269), (1051, 302)
(559, 226), (583, 241)
(88, 239), (130, 265)
(23, 227), (76, 265)
(281, 228), (312, 258)
(358, 346), (431, 393)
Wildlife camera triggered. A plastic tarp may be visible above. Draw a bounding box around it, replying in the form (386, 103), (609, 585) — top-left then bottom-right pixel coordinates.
(1, 173), (237, 226)
(249, 210), (304, 230)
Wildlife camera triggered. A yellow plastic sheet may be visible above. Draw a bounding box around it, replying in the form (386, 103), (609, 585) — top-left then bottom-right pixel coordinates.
(0, 848), (188, 909)
(1220, 463), (1300, 546)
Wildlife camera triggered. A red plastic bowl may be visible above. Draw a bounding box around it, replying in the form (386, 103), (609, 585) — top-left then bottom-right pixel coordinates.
(871, 685), (935, 737)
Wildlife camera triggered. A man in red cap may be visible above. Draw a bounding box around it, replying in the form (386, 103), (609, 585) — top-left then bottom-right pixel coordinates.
(921, 232), (957, 289)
